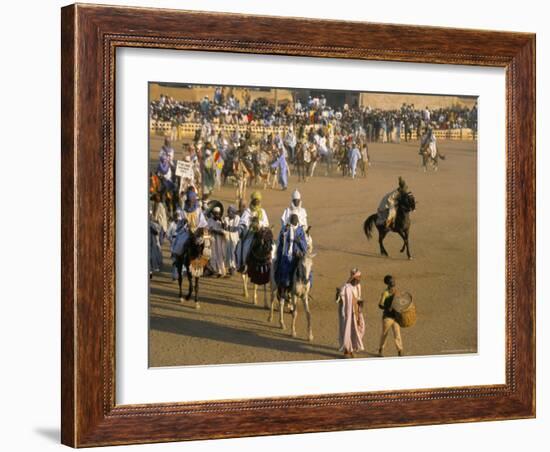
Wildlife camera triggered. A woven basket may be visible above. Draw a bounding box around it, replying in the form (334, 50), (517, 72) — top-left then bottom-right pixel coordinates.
(396, 302), (416, 328)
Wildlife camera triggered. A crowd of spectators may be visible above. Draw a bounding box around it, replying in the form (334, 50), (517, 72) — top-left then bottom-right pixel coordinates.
(149, 88), (478, 139)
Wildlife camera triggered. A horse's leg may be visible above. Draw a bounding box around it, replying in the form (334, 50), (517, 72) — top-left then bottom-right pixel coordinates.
(177, 260), (184, 303)
(185, 268), (193, 300)
(291, 293), (298, 338)
(263, 284), (269, 309)
(268, 291), (276, 323)
(403, 229), (412, 260)
(378, 227), (389, 257)
(279, 289), (286, 330)
(194, 277), (200, 309)
(399, 233), (407, 253)
(253, 284), (258, 305)
(304, 289), (313, 341)
(242, 273), (249, 299)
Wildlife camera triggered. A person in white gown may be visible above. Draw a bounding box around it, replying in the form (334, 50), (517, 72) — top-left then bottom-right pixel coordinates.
(280, 189), (308, 228)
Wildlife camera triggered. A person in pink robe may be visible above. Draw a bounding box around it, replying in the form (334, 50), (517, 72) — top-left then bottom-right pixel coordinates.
(336, 268), (365, 357)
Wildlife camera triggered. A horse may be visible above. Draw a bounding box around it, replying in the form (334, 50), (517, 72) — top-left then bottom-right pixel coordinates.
(233, 158), (249, 204)
(269, 227), (314, 339)
(232, 149), (255, 204)
(149, 173), (179, 217)
(289, 231), (315, 340)
(253, 146), (276, 190)
(363, 191), (416, 259)
(240, 227), (275, 307)
(173, 227), (210, 309)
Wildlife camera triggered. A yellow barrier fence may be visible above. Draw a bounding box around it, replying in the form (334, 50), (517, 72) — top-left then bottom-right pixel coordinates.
(150, 121), (477, 141)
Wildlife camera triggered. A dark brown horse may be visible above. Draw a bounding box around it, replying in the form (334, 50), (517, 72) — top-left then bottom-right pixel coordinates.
(363, 191), (416, 259)
(174, 228), (209, 308)
(240, 226), (274, 307)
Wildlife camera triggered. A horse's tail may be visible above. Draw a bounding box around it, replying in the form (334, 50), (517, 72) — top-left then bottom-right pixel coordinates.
(364, 214), (378, 240)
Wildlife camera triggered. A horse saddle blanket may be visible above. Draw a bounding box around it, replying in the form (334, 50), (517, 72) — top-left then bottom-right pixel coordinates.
(247, 262), (271, 285)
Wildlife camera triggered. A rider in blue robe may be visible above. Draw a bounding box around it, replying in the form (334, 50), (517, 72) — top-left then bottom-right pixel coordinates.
(275, 214), (308, 288)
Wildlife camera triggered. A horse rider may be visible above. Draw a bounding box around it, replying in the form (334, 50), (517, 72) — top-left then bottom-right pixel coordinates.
(281, 189), (308, 228)
(170, 189), (209, 273)
(419, 126), (437, 157)
(376, 177), (409, 228)
(274, 213), (308, 290)
(159, 138), (175, 167)
(181, 189), (208, 233)
(236, 191), (270, 272)
(284, 127), (297, 163)
(156, 153), (175, 193)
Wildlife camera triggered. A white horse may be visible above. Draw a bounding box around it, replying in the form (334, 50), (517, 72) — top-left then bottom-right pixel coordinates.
(269, 229), (315, 341)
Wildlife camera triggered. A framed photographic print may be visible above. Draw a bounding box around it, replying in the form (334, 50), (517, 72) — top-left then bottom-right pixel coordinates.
(61, 3), (536, 447)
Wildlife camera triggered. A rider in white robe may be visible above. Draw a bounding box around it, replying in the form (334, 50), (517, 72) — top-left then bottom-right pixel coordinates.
(281, 189), (308, 228)
(420, 128), (438, 159)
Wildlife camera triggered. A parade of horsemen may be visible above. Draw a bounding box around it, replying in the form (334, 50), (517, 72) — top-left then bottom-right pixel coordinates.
(148, 85), (478, 366)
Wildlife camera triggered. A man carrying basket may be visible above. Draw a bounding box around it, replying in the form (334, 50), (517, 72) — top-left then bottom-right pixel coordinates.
(378, 274), (405, 357)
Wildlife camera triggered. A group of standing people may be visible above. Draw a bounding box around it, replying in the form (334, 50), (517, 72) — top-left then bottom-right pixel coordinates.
(149, 185), (310, 284)
(337, 271), (404, 358)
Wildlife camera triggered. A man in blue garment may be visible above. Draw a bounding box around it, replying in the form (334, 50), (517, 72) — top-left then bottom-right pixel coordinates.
(275, 213), (308, 289)
(271, 145), (289, 190)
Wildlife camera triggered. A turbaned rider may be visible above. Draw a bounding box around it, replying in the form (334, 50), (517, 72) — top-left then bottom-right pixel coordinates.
(377, 177), (409, 228)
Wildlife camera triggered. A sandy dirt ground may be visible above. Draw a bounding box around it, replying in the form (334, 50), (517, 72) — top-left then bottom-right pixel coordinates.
(148, 136), (477, 366)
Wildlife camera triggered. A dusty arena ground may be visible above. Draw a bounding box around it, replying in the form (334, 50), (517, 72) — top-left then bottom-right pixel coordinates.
(148, 136), (477, 366)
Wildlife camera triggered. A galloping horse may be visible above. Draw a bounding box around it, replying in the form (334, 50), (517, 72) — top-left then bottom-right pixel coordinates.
(363, 191), (416, 259)
(173, 228), (210, 309)
(239, 226), (275, 307)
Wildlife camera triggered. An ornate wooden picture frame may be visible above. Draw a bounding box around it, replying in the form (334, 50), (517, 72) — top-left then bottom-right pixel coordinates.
(61, 3), (535, 447)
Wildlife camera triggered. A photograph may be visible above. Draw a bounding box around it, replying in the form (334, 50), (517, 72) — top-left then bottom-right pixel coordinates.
(147, 83), (478, 366)
(54, 0), (539, 447)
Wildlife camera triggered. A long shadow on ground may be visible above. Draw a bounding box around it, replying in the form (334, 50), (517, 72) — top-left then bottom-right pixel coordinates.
(150, 313), (344, 361)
